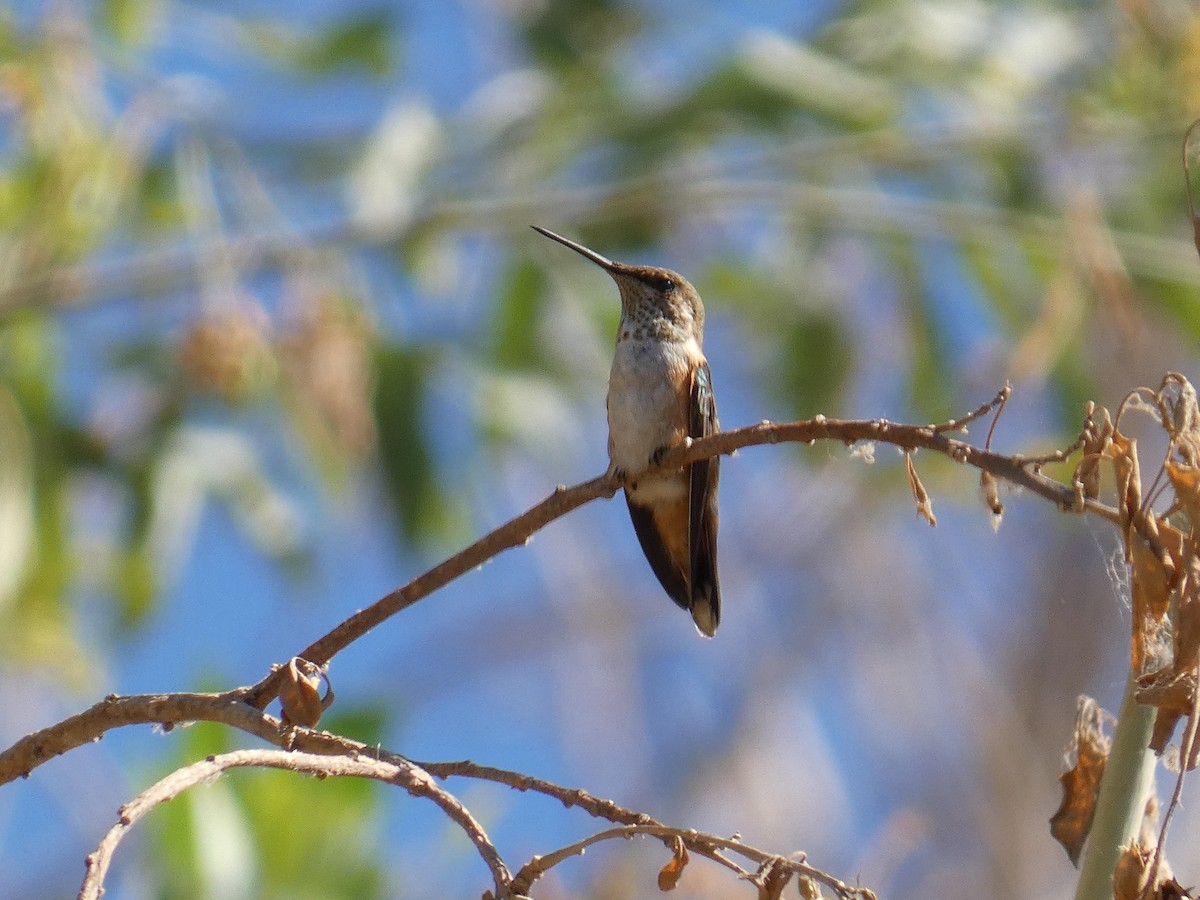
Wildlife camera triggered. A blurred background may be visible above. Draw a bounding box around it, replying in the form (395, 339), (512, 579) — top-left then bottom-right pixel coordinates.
(1, 0), (1198, 897)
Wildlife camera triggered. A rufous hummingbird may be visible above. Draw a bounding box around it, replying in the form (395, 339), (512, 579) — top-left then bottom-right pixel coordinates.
(533, 226), (721, 636)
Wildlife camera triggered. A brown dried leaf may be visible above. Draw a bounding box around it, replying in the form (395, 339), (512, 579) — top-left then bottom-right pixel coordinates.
(1160, 373), (1200, 453)
(1075, 455), (1101, 502)
(1137, 667), (1197, 719)
(1153, 707), (1188, 760)
(1113, 842), (1152, 900)
(179, 304), (277, 402)
(1177, 596), (1200, 676)
(1136, 666), (1195, 755)
(1105, 430), (1142, 555)
(755, 857), (791, 900)
(1158, 876), (1194, 899)
(279, 292), (378, 466)
(1166, 461), (1200, 528)
(1113, 831), (1184, 900)
(1131, 532), (1174, 674)
(279, 657), (332, 728)
(657, 838), (688, 891)
(1074, 406), (1113, 502)
(905, 452), (936, 527)
(1050, 696), (1112, 865)
(980, 470), (1004, 520)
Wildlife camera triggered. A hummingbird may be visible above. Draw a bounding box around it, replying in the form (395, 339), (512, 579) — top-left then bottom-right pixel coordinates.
(532, 226), (721, 636)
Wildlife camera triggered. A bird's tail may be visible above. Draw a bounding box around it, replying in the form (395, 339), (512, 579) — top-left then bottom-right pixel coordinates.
(690, 592), (719, 638)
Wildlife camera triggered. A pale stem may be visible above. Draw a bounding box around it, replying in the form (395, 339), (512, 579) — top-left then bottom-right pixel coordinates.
(1072, 673), (1158, 900)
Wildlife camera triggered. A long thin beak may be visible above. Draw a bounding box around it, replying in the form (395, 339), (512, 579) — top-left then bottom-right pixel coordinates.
(531, 225), (617, 272)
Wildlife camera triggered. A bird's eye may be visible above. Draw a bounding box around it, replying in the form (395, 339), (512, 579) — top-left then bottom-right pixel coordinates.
(659, 276), (675, 292)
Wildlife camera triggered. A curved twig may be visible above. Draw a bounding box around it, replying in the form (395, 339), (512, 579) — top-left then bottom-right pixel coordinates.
(0, 693), (275, 785)
(0, 692), (864, 897)
(238, 400), (1117, 710)
(78, 748), (511, 900)
(0, 397), (1117, 783)
(507, 822), (873, 899)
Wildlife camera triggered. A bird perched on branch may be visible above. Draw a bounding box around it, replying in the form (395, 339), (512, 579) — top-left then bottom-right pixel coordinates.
(533, 226), (721, 636)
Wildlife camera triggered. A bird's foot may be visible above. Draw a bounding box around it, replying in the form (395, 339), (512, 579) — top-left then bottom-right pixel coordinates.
(605, 462), (628, 483)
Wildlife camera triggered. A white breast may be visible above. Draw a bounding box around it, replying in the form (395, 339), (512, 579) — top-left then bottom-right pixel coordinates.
(606, 337), (697, 483)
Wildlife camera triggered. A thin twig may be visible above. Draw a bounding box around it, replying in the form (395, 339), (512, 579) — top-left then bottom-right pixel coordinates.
(0, 692), (863, 897)
(508, 823), (872, 899)
(238, 406), (1119, 710)
(78, 749), (511, 900)
(2, 397), (1120, 784)
(984, 384), (1012, 451)
(930, 382), (1010, 434)
(0, 693), (276, 785)
(417, 758), (746, 877)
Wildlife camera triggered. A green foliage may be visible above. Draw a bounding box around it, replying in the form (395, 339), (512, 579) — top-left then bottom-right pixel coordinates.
(491, 258), (549, 372)
(520, 0), (639, 70)
(99, 0), (161, 47)
(705, 260), (851, 417)
(242, 11), (397, 78)
(149, 716), (387, 899)
(780, 314), (853, 417)
(373, 344), (455, 544)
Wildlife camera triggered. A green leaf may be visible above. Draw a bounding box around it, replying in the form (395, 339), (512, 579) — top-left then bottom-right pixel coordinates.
(372, 344), (453, 543)
(237, 761), (383, 897)
(491, 258), (547, 371)
(883, 235), (952, 423)
(704, 260), (851, 416)
(244, 12), (397, 79)
(779, 314), (852, 417)
(147, 719), (385, 899)
(98, 0), (160, 47)
(114, 542), (157, 627)
(520, 0), (637, 71)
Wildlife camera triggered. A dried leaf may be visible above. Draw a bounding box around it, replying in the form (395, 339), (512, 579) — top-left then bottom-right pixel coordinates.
(1136, 667), (1195, 756)
(980, 470), (1004, 522)
(1131, 532), (1174, 674)
(1112, 842), (1151, 900)
(1160, 373), (1200, 443)
(1077, 457), (1100, 500)
(904, 452), (936, 527)
(755, 857), (791, 899)
(279, 292), (377, 467)
(1158, 876), (1194, 899)
(1074, 405), (1113, 503)
(179, 304), (277, 403)
(657, 838), (688, 891)
(1050, 696), (1112, 865)
(1165, 461), (1200, 529)
(1113, 834), (1184, 900)
(1176, 593), (1200, 677)
(1105, 430), (1142, 556)
(278, 657), (333, 728)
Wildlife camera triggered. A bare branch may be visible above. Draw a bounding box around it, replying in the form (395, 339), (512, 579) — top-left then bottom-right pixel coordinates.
(1, 690), (867, 897)
(0, 693), (277, 786)
(238, 473), (617, 709)
(78, 749), (511, 900)
(238, 402), (1119, 710)
(2, 390), (1119, 794)
(507, 822), (874, 899)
